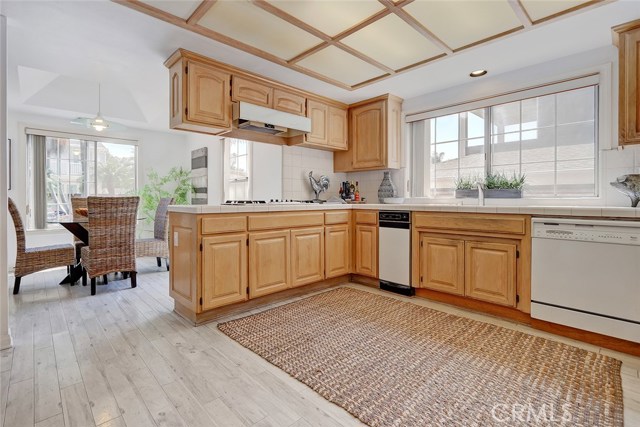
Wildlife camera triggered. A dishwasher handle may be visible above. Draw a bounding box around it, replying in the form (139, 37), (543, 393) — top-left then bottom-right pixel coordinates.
(379, 221), (411, 229)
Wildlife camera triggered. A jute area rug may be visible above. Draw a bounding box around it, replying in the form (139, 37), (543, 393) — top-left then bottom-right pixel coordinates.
(218, 288), (623, 426)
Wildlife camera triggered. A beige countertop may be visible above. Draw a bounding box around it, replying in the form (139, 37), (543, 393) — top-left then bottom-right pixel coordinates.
(168, 203), (640, 219)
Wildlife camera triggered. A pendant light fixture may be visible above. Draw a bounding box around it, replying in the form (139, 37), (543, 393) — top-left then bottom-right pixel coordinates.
(71, 83), (124, 132)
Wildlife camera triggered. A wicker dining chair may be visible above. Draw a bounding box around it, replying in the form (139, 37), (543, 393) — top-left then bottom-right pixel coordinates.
(70, 196), (88, 262)
(8, 198), (75, 294)
(135, 197), (174, 270)
(81, 196), (140, 295)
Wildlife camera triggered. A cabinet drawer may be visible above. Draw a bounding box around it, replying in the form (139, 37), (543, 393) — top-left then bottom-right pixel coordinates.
(232, 76), (273, 107)
(201, 216), (247, 234)
(355, 211), (377, 225)
(325, 211), (350, 225)
(248, 212), (324, 231)
(413, 213), (526, 235)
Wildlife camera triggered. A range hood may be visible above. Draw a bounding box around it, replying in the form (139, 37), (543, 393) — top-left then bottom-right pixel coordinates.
(232, 102), (311, 137)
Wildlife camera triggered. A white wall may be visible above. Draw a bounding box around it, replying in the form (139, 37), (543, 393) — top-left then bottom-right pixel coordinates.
(6, 111), (193, 269)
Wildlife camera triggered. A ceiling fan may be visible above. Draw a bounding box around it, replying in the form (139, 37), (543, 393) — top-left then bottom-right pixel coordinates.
(70, 84), (125, 132)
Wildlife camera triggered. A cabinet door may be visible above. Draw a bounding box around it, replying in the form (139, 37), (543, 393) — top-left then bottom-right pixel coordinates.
(617, 25), (640, 145)
(274, 88), (306, 116)
(306, 99), (329, 145)
(232, 76), (273, 108)
(187, 61), (231, 128)
(201, 234), (247, 310)
(249, 230), (290, 298)
(328, 106), (348, 150)
(325, 225), (350, 278)
(291, 228), (324, 287)
(419, 236), (465, 295)
(351, 100), (386, 169)
(355, 224), (378, 278)
(465, 241), (516, 307)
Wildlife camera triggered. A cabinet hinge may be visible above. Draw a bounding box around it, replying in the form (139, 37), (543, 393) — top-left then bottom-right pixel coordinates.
(420, 276), (423, 283)
(185, 107), (189, 116)
(199, 297), (202, 305)
(420, 241), (423, 248)
(185, 65), (188, 74)
(516, 250), (520, 258)
(246, 286), (250, 295)
(246, 238), (249, 246)
(199, 243), (203, 251)
(516, 294), (520, 304)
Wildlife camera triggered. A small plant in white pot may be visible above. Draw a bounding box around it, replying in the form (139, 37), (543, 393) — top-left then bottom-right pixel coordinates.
(484, 172), (526, 198)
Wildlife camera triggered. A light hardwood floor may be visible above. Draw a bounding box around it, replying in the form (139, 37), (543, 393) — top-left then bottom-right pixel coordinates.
(2, 260), (640, 427)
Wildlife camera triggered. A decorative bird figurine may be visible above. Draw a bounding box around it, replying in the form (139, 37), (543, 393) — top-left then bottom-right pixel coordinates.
(610, 174), (640, 207)
(309, 171), (330, 201)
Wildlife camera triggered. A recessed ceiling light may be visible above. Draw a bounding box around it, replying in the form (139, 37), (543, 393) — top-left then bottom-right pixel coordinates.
(469, 69), (487, 77)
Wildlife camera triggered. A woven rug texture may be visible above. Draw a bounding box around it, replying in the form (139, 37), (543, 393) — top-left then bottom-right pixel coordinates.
(218, 288), (623, 427)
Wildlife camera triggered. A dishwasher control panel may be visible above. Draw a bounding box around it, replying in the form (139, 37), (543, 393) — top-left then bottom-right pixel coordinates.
(532, 218), (640, 245)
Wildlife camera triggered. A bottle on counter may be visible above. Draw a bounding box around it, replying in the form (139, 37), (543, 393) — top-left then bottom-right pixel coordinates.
(349, 181), (356, 201)
(354, 181), (360, 201)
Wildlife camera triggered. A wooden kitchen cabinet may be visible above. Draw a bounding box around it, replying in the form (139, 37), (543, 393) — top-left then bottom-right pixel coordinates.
(291, 227), (324, 287)
(186, 61), (231, 129)
(249, 230), (291, 298)
(334, 94), (402, 172)
(274, 88), (306, 116)
(306, 99), (329, 145)
(325, 224), (350, 278)
(465, 241), (517, 307)
(354, 224), (377, 278)
(614, 20), (640, 145)
(232, 75), (273, 108)
(418, 236), (465, 296)
(201, 234), (248, 310)
(328, 106), (348, 150)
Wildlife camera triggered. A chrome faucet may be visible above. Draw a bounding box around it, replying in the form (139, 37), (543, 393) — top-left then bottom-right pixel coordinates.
(476, 181), (485, 206)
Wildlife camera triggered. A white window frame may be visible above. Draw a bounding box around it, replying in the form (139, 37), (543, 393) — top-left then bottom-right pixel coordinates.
(223, 138), (253, 201)
(407, 74), (605, 200)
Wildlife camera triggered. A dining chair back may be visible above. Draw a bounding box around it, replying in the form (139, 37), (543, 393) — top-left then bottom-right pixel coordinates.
(8, 197), (75, 294)
(136, 197), (174, 269)
(81, 196), (140, 295)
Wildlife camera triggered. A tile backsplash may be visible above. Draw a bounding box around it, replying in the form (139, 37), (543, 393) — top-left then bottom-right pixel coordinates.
(282, 146), (347, 200)
(602, 145), (640, 206)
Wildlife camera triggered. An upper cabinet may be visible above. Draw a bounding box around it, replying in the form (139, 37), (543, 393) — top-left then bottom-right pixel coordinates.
(614, 20), (640, 146)
(306, 99), (329, 146)
(273, 89), (306, 116)
(334, 94), (403, 172)
(169, 57), (231, 135)
(231, 76), (273, 108)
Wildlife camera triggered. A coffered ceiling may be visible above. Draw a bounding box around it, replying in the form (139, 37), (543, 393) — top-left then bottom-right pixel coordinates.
(116, 0), (607, 90)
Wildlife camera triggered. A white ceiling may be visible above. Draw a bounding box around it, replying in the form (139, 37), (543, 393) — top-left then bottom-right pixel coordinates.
(2, 0), (639, 133)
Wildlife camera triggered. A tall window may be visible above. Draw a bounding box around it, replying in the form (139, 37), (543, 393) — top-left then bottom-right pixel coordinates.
(27, 132), (137, 228)
(417, 85), (597, 198)
(223, 138), (251, 201)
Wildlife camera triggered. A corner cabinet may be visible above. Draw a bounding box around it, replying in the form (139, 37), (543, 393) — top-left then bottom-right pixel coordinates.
(614, 20), (640, 145)
(334, 94), (403, 172)
(168, 57), (231, 135)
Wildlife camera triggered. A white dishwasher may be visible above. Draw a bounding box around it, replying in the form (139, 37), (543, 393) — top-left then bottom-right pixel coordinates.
(531, 218), (640, 343)
(378, 211), (414, 296)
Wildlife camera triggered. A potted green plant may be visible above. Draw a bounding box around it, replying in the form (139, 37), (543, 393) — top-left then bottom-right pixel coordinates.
(484, 172), (526, 198)
(139, 167), (194, 224)
(454, 175), (480, 198)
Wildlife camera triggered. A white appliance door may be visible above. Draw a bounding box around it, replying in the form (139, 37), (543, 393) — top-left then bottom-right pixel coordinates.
(532, 238), (640, 322)
(379, 227), (410, 286)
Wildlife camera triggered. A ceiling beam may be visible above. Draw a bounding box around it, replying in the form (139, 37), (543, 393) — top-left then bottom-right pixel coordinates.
(508, 0), (532, 28)
(378, 0), (453, 55)
(187, 0), (217, 26)
(334, 42), (395, 75)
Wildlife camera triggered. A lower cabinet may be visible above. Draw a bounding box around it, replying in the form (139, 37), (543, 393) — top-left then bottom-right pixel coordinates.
(325, 224), (350, 278)
(201, 234), (248, 310)
(248, 230), (291, 298)
(355, 224), (377, 278)
(465, 241), (516, 307)
(291, 227), (324, 287)
(417, 234), (517, 307)
(419, 236), (464, 296)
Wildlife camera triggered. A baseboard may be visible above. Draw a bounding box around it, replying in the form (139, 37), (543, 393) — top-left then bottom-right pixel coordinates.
(174, 275), (351, 326)
(0, 331), (13, 350)
(531, 318), (640, 357)
(349, 274), (379, 288)
(415, 288), (532, 324)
